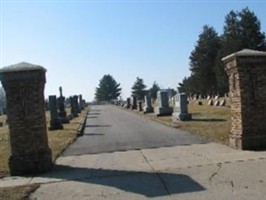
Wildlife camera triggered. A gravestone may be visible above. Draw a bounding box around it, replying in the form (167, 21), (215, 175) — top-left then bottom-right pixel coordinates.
(143, 95), (154, 113)
(214, 100), (220, 106)
(79, 95), (83, 110)
(131, 96), (137, 110)
(220, 99), (226, 106)
(57, 87), (69, 123)
(49, 95), (63, 130)
(154, 91), (173, 116)
(199, 94), (202, 100)
(82, 99), (86, 108)
(0, 62), (52, 175)
(208, 99), (213, 106)
(70, 96), (78, 117)
(172, 93), (192, 121)
(126, 98), (131, 109)
(222, 49), (266, 150)
(73, 95), (81, 113)
(138, 101), (143, 112)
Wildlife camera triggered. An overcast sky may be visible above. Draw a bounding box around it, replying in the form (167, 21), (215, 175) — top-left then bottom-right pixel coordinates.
(1, 0), (266, 101)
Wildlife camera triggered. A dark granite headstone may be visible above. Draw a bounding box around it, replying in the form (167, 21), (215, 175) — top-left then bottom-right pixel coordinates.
(49, 95), (63, 130)
(73, 95), (81, 113)
(79, 94), (83, 110)
(57, 87), (69, 123)
(70, 96), (78, 118)
(126, 98), (131, 109)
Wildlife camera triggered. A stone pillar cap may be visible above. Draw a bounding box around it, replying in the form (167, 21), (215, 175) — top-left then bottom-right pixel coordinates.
(222, 49), (266, 63)
(0, 62), (46, 74)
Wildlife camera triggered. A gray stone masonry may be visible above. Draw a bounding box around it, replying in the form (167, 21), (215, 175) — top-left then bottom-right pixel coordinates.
(0, 62), (52, 175)
(143, 95), (154, 113)
(172, 93), (192, 121)
(49, 95), (63, 130)
(222, 49), (266, 150)
(154, 91), (173, 116)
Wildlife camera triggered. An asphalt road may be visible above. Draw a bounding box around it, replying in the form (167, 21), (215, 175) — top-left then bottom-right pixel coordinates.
(63, 105), (206, 156)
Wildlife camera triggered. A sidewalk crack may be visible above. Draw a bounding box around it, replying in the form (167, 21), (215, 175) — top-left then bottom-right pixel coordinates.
(209, 163), (222, 183)
(140, 150), (171, 196)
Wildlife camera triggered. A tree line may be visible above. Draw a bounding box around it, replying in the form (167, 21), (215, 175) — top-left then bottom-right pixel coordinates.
(178, 7), (265, 96)
(95, 75), (161, 102)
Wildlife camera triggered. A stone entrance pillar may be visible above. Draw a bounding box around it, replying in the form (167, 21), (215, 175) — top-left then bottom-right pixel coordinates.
(0, 62), (52, 175)
(222, 49), (266, 150)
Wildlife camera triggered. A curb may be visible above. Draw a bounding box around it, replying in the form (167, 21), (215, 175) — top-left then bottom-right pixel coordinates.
(76, 109), (89, 137)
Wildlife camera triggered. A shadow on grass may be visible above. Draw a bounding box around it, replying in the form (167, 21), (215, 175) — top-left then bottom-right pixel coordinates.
(192, 118), (226, 122)
(190, 112), (201, 116)
(36, 164), (205, 197)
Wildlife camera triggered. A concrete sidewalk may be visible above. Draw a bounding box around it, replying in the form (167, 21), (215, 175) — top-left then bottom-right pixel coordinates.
(1, 143), (266, 200)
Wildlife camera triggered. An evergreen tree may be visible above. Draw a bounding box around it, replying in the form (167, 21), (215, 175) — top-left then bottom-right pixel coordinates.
(239, 7), (265, 50)
(131, 77), (147, 100)
(189, 25), (221, 95)
(95, 74), (121, 102)
(215, 7), (266, 94)
(178, 76), (198, 95)
(149, 81), (160, 100)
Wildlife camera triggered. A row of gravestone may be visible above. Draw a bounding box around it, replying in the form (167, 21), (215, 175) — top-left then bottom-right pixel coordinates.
(188, 94), (228, 101)
(194, 98), (227, 107)
(48, 86), (86, 130)
(115, 90), (192, 121)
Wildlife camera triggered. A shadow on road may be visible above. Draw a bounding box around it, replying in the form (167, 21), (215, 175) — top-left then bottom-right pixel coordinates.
(83, 133), (105, 136)
(36, 164), (205, 197)
(88, 112), (101, 115)
(87, 116), (98, 119)
(85, 125), (111, 128)
(89, 109), (102, 112)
